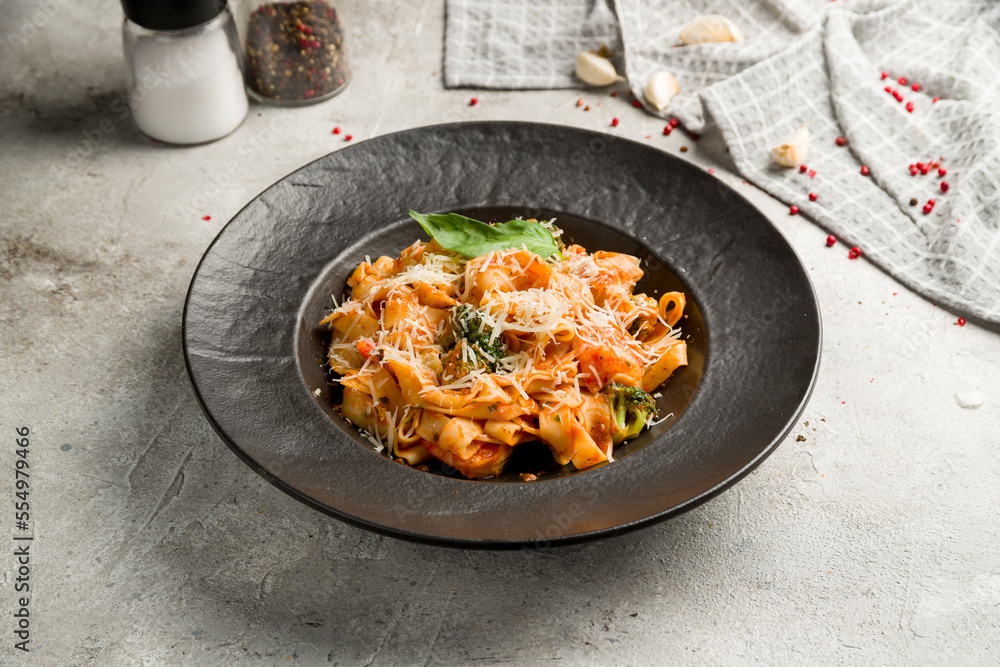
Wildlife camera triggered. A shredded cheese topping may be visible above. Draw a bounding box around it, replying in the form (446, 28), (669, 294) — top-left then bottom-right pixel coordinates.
(320, 226), (689, 479)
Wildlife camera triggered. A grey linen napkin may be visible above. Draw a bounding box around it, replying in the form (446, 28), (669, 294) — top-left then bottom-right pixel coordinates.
(444, 0), (1000, 325)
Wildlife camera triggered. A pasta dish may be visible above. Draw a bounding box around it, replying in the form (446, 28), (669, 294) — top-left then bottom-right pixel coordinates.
(320, 212), (688, 479)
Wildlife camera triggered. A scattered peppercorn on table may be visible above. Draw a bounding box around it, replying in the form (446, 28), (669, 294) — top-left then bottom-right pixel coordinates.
(1, 1), (997, 663)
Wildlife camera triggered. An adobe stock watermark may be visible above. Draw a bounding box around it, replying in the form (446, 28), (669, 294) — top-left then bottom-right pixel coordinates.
(167, 111), (294, 221)
(350, 1), (406, 43)
(61, 26), (254, 175)
(61, 61), (178, 174)
(11, 426), (34, 653)
(1, 0), (66, 58)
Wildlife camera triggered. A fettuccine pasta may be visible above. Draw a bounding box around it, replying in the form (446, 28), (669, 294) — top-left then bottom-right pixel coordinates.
(321, 220), (688, 479)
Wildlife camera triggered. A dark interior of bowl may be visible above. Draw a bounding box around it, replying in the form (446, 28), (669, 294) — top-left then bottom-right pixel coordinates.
(296, 206), (706, 482)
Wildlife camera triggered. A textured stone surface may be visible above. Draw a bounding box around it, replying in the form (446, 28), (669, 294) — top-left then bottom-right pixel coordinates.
(1, 0), (998, 664)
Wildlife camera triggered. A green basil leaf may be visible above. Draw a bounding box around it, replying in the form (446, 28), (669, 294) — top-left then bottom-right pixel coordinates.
(409, 210), (562, 260)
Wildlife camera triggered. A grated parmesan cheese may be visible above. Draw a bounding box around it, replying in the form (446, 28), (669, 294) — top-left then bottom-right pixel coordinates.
(322, 233), (687, 474)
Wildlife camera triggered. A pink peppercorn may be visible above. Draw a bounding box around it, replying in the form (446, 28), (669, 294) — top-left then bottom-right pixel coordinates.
(469, 97), (478, 106)
(920, 164), (930, 175)
(789, 205), (799, 215)
(898, 76), (908, 85)
(835, 136), (847, 146)
(202, 215), (211, 221)
(576, 98), (584, 107)
(911, 83), (921, 92)
(884, 86), (893, 94)
(861, 166), (870, 176)
(957, 317), (966, 327)
(905, 102), (914, 113)
(809, 192), (818, 202)
(799, 164), (808, 173)
(808, 169), (817, 178)
(941, 181), (949, 193)
(632, 100), (642, 108)
(611, 118), (619, 127)
(848, 247), (861, 259)
(932, 97), (940, 103)
(344, 134), (353, 141)
(332, 126), (341, 134)
(938, 168), (947, 177)
(826, 235), (837, 247)
(663, 125), (672, 135)
(909, 165), (918, 176)
(669, 118), (679, 128)
(881, 71), (889, 79)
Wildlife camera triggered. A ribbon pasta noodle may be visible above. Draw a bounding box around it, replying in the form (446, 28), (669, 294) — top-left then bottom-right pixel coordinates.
(321, 221), (688, 479)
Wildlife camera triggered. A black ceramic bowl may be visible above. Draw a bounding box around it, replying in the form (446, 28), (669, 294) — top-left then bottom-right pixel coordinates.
(183, 122), (821, 548)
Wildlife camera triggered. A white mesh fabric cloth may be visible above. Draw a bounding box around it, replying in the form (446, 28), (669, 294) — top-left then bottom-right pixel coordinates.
(445, 0), (1000, 325)
(444, 0), (619, 88)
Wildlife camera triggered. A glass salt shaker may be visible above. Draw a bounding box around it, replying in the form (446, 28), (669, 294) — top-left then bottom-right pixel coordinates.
(240, 1), (351, 105)
(121, 0), (248, 145)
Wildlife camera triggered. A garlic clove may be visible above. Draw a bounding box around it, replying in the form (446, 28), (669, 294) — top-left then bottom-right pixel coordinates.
(771, 125), (809, 167)
(678, 15), (744, 45)
(575, 51), (618, 87)
(955, 392), (986, 409)
(644, 71), (679, 111)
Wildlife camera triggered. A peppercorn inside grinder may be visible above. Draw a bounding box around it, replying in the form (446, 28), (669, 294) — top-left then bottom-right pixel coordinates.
(240, 1), (350, 105)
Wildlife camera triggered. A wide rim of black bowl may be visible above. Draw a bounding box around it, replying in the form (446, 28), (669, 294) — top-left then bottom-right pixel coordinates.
(182, 121), (822, 549)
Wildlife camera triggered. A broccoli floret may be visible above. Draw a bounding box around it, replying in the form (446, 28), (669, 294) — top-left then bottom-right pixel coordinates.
(604, 383), (658, 444)
(444, 304), (507, 374)
(442, 347), (477, 380)
(438, 327), (456, 350)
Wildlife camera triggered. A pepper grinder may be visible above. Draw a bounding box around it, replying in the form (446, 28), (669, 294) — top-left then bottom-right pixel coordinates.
(241, 1), (350, 105)
(121, 0), (248, 145)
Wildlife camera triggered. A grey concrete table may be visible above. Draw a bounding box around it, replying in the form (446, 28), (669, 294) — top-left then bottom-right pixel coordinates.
(2, 1), (998, 664)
